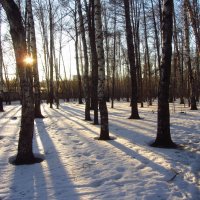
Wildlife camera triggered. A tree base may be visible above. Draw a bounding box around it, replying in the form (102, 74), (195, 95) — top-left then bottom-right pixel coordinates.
(190, 107), (198, 110)
(0, 109), (4, 112)
(150, 140), (177, 149)
(85, 118), (92, 121)
(9, 154), (44, 165)
(129, 115), (141, 119)
(94, 136), (116, 141)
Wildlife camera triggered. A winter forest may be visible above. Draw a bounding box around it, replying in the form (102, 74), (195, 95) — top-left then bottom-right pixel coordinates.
(0, 0), (200, 199)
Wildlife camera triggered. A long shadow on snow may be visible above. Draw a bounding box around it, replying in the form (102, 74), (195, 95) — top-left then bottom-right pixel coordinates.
(107, 139), (200, 199)
(53, 107), (200, 199)
(60, 104), (85, 119)
(35, 119), (80, 200)
(7, 137), (48, 200)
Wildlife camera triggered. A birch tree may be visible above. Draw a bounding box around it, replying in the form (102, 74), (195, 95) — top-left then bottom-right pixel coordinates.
(183, 0), (198, 110)
(94, 0), (110, 140)
(0, 0), (43, 164)
(0, 6), (4, 112)
(152, 0), (176, 148)
(26, 0), (44, 118)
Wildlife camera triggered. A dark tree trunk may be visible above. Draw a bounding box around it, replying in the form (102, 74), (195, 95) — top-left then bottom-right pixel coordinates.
(49, 0), (54, 109)
(1, 0), (42, 164)
(74, 4), (83, 105)
(85, 0), (99, 124)
(27, 0), (44, 118)
(123, 0), (140, 119)
(143, 2), (152, 106)
(77, 0), (91, 121)
(152, 0), (176, 148)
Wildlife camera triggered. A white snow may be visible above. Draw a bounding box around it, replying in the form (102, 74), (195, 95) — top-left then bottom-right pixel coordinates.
(0, 101), (200, 200)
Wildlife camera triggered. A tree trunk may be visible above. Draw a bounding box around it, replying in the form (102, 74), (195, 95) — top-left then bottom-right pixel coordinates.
(94, 0), (110, 140)
(123, 0), (140, 119)
(0, 7), (4, 112)
(77, 0), (91, 121)
(152, 0), (176, 148)
(185, 0), (200, 54)
(111, 2), (117, 109)
(74, 4), (83, 104)
(184, 0), (198, 110)
(173, 7), (184, 104)
(27, 0), (44, 118)
(49, 0), (54, 108)
(0, 0), (42, 164)
(84, 0), (99, 124)
(143, 2), (152, 106)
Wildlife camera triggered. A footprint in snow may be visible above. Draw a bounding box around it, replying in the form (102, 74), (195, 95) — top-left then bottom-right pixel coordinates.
(96, 155), (104, 160)
(72, 139), (81, 144)
(67, 133), (73, 136)
(93, 169), (101, 175)
(113, 174), (123, 180)
(116, 166), (126, 172)
(83, 152), (91, 156)
(91, 180), (103, 187)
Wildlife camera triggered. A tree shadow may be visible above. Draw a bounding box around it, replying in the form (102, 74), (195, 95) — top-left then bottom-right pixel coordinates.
(35, 119), (80, 200)
(7, 138), (48, 199)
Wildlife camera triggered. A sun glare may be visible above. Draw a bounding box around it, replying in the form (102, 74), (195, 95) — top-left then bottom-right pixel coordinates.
(24, 56), (34, 65)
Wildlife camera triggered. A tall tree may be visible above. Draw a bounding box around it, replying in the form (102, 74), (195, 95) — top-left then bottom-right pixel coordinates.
(143, 1), (152, 106)
(94, 0), (110, 140)
(152, 0), (176, 148)
(0, 6), (4, 112)
(77, 0), (91, 121)
(26, 0), (44, 118)
(74, 4), (83, 104)
(183, 0), (198, 110)
(0, 0), (42, 164)
(123, 0), (140, 119)
(84, 0), (99, 124)
(49, 0), (54, 108)
(185, 0), (200, 54)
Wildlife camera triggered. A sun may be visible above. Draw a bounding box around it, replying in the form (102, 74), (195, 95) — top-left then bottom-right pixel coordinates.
(24, 56), (34, 65)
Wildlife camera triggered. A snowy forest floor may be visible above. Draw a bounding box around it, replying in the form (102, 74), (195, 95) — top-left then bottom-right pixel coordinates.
(0, 101), (200, 200)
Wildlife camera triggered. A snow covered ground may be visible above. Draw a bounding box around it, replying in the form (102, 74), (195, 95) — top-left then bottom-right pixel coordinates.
(0, 101), (200, 200)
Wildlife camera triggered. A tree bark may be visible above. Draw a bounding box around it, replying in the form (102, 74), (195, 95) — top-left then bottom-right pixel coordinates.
(0, 0), (42, 164)
(94, 0), (110, 140)
(84, 0), (99, 124)
(27, 0), (44, 118)
(183, 0), (198, 110)
(123, 0), (140, 119)
(143, 2), (152, 106)
(77, 0), (91, 121)
(74, 4), (83, 104)
(0, 7), (4, 112)
(49, 0), (54, 108)
(152, 0), (176, 148)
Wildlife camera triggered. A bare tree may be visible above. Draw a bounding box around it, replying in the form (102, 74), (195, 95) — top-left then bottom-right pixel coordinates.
(94, 0), (110, 140)
(0, 0), (43, 164)
(0, 6), (4, 112)
(123, 0), (140, 119)
(26, 0), (44, 117)
(152, 0), (176, 148)
(183, 0), (198, 110)
(77, 0), (91, 121)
